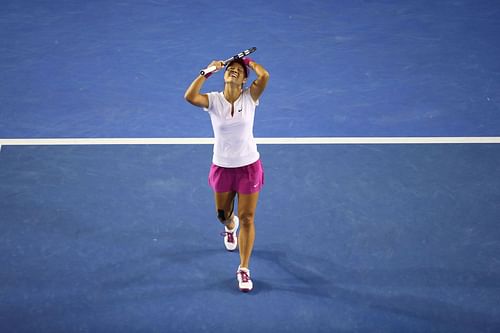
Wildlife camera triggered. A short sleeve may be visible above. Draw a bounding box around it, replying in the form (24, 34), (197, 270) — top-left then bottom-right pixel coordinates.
(243, 88), (259, 107)
(203, 92), (217, 112)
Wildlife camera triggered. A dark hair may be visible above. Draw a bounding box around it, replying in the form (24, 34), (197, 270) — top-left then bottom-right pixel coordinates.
(225, 58), (248, 78)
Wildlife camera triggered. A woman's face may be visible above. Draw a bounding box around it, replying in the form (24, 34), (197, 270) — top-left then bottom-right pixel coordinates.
(224, 62), (247, 87)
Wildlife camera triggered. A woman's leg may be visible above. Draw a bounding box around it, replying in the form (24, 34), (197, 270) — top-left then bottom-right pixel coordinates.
(214, 191), (239, 251)
(237, 191), (259, 268)
(214, 191), (237, 228)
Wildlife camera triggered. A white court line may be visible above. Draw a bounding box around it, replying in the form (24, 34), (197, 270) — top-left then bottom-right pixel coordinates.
(0, 137), (500, 145)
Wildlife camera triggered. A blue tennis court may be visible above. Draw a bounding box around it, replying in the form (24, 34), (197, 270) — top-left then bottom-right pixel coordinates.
(1, 1), (500, 332)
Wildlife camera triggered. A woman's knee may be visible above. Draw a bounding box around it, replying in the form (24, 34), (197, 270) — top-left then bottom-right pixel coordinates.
(239, 211), (255, 226)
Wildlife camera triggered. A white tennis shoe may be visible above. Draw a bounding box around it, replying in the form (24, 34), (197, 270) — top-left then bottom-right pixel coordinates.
(236, 266), (253, 292)
(221, 216), (239, 251)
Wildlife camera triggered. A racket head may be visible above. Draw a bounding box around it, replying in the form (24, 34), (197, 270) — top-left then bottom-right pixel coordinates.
(223, 47), (257, 65)
(246, 47), (257, 55)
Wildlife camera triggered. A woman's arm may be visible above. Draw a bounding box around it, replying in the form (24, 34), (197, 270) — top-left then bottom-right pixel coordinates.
(247, 59), (270, 102)
(184, 60), (224, 108)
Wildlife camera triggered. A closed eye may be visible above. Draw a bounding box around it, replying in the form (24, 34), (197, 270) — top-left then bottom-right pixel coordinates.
(227, 66), (243, 73)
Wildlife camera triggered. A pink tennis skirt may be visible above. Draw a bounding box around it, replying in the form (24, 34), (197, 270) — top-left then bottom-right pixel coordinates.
(208, 159), (264, 194)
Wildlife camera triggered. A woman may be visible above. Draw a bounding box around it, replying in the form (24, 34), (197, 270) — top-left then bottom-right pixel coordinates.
(184, 56), (269, 292)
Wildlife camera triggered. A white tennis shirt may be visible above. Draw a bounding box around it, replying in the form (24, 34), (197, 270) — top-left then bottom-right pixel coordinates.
(204, 88), (260, 167)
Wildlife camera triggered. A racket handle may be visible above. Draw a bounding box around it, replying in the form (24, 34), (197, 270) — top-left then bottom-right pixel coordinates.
(200, 65), (217, 76)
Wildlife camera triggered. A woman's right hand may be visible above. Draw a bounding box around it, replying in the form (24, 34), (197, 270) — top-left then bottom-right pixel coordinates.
(208, 60), (225, 72)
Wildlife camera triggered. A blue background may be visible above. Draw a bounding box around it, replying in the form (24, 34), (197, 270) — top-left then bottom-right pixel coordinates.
(1, 0), (500, 138)
(1, 144), (500, 332)
(2, 2), (500, 332)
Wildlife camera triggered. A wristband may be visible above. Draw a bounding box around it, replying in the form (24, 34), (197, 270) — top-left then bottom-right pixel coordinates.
(242, 57), (254, 67)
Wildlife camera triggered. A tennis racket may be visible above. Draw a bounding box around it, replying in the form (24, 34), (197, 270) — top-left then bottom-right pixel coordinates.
(200, 47), (257, 76)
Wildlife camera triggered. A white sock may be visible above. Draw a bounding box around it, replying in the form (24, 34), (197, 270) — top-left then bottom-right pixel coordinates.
(238, 265), (249, 273)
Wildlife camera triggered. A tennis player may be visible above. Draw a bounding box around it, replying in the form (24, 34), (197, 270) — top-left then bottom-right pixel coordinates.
(184, 56), (269, 292)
